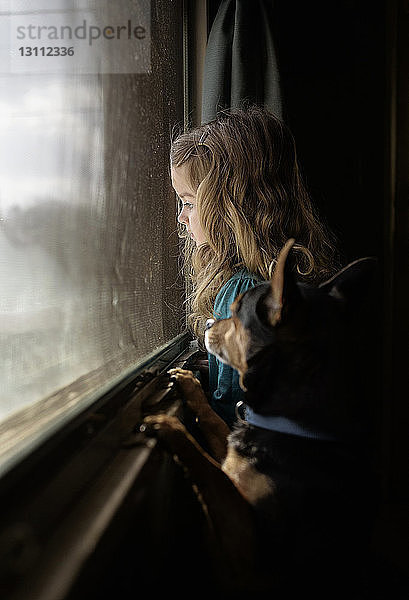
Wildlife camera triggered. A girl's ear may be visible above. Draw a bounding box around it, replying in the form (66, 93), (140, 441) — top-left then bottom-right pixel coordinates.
(318, 256), (377, 304)
(265, 238), (296, 326)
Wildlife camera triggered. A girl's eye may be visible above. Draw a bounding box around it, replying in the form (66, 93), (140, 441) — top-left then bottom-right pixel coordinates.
(183, 202), (194, 210)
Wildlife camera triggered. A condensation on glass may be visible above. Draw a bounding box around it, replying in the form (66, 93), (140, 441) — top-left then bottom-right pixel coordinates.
(0, 0), (185, 474)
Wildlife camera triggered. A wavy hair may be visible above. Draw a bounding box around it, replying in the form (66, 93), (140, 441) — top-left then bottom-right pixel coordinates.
(170, 105), (340, 341)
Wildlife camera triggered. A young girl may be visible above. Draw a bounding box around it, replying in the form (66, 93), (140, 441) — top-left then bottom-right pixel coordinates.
(170, 105), (339, 427)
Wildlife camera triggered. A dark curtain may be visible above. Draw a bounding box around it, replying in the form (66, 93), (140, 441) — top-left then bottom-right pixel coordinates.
(201, 0), (281, 123)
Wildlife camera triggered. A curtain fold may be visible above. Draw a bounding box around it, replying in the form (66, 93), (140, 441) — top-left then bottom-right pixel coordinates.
(201, 0), (282, 123)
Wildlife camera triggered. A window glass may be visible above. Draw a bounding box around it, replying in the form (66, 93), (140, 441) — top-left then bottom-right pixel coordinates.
(0, 0), (184, 474)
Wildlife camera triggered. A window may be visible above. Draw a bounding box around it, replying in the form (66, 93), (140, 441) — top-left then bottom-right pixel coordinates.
(0, 0), (186, 475)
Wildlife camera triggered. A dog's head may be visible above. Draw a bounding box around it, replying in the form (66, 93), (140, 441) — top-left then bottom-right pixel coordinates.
(205, 240), (377, 419)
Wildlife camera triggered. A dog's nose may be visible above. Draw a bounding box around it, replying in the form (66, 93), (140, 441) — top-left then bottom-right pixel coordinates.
(205, 319), (215, 331)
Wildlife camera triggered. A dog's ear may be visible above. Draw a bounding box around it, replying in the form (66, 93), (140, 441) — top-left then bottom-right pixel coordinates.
(318, 256), (377, 303)
(264, 238), (297, 326)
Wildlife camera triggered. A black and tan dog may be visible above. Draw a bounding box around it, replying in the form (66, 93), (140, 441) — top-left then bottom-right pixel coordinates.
(142, 240), (377, 596)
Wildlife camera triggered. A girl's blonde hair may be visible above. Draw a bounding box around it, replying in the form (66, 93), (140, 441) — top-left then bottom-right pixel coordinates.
(170, 105), (340, 341)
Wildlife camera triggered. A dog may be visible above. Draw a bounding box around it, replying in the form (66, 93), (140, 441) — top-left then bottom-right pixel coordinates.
(142, 239), (377, 597)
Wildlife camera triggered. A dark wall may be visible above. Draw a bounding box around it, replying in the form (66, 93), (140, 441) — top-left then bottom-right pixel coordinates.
(272, 0), (385, 264)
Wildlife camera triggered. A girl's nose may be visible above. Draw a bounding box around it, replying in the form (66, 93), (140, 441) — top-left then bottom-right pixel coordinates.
(177, 207), (188, 225)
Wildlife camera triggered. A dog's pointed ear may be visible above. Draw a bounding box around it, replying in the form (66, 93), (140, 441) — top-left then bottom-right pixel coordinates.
(265, 238), (296, 326)
(318, 256), (377, 303)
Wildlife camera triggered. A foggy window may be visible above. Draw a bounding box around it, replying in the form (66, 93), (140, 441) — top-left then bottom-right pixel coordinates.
(0, 0), (184, 474)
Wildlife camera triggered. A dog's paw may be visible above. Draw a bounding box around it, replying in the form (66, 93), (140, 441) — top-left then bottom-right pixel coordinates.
(140, 414), (198, 468)
(140, 414), (187, 438)
(168, 368), (208, 413)
(168, 367), (201, 388)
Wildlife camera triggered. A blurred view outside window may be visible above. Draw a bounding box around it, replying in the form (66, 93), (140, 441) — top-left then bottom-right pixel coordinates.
(0, 0), (184, 474)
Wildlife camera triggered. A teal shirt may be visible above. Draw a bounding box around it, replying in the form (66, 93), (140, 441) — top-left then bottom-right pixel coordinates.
(208, 269), (262, 427)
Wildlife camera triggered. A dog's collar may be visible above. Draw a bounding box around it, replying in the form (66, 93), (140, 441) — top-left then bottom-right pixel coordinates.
(237, 402), (337, 442)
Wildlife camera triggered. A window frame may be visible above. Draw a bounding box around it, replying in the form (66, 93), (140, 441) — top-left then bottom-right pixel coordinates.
(0, 332), (202, 599)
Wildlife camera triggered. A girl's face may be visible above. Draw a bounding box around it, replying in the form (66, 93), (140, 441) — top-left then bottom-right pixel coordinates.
(171, 164), (207, 245)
